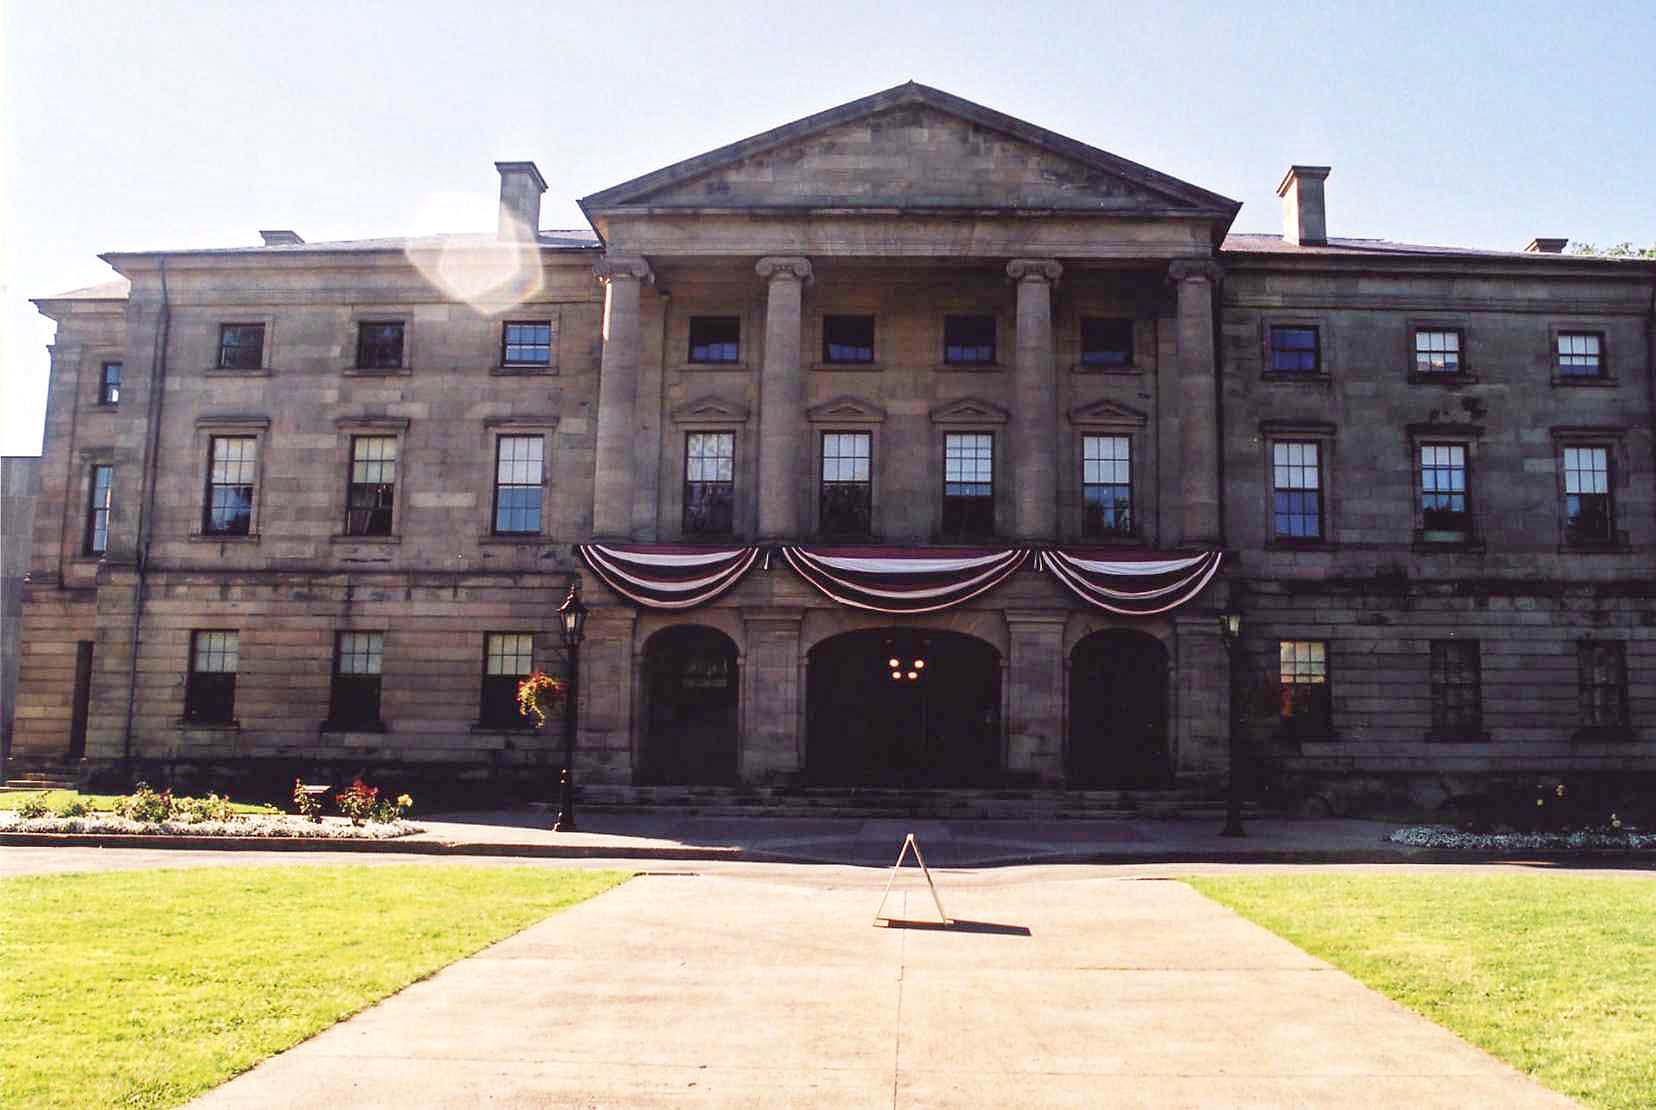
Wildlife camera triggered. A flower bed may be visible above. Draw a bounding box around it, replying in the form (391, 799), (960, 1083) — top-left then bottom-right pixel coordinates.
(1389, 825), (1656, 851)
(0, 811), (421, 838)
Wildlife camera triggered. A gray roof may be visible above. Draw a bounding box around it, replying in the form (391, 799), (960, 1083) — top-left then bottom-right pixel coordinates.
(104, 230), (601, 261)
(1220, 233), (1647, 262)
(36, 278), (131, 301)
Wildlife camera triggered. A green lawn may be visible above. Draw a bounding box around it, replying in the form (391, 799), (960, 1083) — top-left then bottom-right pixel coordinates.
(0, 789), (277, 815)
(0, 864), (627, 1109)
(1190, 872), (1656, 1110)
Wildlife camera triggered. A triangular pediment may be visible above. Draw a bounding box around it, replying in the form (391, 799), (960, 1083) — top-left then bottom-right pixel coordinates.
(807, 395), (886, 423)
(671, 394), (750, 423)
(1069, 398), (1148, 427)
(931, 396), (1009, 425)
(582, 83), (1238, 218)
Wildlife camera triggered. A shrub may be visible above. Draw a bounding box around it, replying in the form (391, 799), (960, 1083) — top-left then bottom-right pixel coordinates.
(335, 778), (378, 826)
(112, 783), (174, 825)
(369, 792), (413, 825)
(54, 797), (92, 818)
(173, 793), (239, 824)
(16, 795), (51, 819)
(292, 779), (322, 822)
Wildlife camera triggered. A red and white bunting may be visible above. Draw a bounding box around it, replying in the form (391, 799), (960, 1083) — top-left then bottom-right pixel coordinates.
(577, 543), (761, 610)
(1042, 548), (1223, 615)
(782, 545), (1031, 614)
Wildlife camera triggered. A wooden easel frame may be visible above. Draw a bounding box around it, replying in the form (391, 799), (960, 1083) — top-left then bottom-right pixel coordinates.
(873, 833), (952, 927)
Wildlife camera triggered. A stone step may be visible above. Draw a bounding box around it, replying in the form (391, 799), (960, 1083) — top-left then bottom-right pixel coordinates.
(561, 785), (1257, 821)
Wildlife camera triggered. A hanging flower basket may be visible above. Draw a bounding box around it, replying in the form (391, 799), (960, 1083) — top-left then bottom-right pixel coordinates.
(516, 671), (568, 728)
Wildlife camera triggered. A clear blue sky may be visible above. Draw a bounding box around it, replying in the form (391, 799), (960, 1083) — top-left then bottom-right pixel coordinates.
(4, 0), (1653, 455)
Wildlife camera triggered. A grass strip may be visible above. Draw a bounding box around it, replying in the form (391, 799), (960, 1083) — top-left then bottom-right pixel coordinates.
(1190, 872), (1656, 1110)
(0, 863), (627, 1108)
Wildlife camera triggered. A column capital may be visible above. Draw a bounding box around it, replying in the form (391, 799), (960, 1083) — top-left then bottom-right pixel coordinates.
(1168, 259), (1225, 286)
(594, 254), (654, 284)
(755, 256), (813, 284)
(1007, 258), (1063, 285)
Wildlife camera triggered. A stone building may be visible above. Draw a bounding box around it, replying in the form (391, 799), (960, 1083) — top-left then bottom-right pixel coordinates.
(12, 83), (1656, 811)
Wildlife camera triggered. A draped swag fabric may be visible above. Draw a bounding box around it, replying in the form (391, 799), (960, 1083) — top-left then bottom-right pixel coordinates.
(576, 543), (1222, 616)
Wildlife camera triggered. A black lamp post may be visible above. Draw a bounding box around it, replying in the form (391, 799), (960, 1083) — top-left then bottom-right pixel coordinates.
(553, 580), (587, 832)
(1218, 611), (1247, 838)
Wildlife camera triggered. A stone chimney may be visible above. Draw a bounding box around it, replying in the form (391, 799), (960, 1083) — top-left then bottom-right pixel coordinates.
(1525, 238), (1568, 254)
(495, 161), (547, 241)
(1276, 165), (1331, 246)
(259, 230), (304, 246)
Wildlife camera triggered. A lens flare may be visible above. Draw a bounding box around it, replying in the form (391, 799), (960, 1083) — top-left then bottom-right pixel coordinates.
(404, 193), (545, 314)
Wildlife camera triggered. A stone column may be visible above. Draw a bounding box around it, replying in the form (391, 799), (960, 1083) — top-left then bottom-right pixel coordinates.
(756, 257), (812, 540)
(1004, 611), (1067, 783)
(591, 255), (653, 540)
(1007, 259), (1062, 540)
(1169, 260), (1223, 546)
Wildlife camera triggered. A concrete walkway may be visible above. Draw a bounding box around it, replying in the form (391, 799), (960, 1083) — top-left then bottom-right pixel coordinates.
(192, 868), (1574, 1109)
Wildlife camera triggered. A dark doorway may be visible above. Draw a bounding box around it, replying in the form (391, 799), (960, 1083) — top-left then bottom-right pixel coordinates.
(68, 641), (94, 761)
(640, 626), (739, 784)
(1068, 629), (1171, 788)
(807, 628), (1001, 786)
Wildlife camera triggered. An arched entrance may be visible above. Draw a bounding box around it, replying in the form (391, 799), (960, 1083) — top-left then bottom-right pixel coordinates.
(806, 628), (1001, 786)
(1068, 629), (1172, 788)
(640, 626), (739, 785)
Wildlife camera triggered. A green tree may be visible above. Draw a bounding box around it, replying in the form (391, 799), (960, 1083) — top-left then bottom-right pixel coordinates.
(1568, 241), (1656, 258)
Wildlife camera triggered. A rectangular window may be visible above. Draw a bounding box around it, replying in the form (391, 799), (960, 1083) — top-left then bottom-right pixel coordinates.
(217, 323), (266, 370)
(84, 464), (113, 555)
(480, 632), (535, 728)
(492, 435), (545, 535)
(688, 316), (740, 363)
(1081, 435), (1133, 537)
(1080, 318), (1134, 368)
(185, 630), (239, 724)
(942, 432), (995, 536)
(1430, 639), (1482, 737)
(1413, 329), (1461, 374)
(1269, 326), (1320, 373)
(819, 432), (872, 537)
(1278, 640), (1330, 736)
(943, 315), (996, 365)
(822, 315), (875, 364)
(329, 631), (384, 729)
(1562, 446), (1613, 544)
(99, 361), (122, 405)
(1271, 441), (1323, 540)
(1420, 444), (1470, 539)
(204, 436), (256, 536)
(1578, 641), (1629, 730)
(683, 432), (736, 536)
(356, 322), (405, 370)
(501, 321), (553, 367)
(345, 435), (397, 536)
(1556, 332), (1603, 378)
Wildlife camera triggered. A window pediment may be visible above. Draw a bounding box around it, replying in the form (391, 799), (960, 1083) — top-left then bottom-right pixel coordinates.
(672, 395), (750, 424)
(1068, 399), (1147, 428)
(930, 397), (1009, 425)
(807, 395), (886, 424)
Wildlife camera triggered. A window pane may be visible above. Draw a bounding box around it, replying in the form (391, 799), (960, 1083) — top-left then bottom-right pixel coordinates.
(820, 432), (872, 535)
(1557, 332), (1602, 377)
(1080, 318), (1134, 367)
(943, 315), (996, 364)
(1269, 327), (1319, 372)
(100, 362), (122, 404)
(502, 321), (554, 366)
(493, 435), (545, 534)
(357, 322), (404, 369)
(218, 324), (266, 370)
(822, 315), (875, 363)
(485, 632), (534, 676)
(684, 432), (736, 535)
(192, 631), (240, 673)
(1081, 435), (1132, 537)
(689, 317), (740, 363)
(1413, 329), (1461, 373)
(1430, 640), (1482, 735)
(205, 436), (256, 535)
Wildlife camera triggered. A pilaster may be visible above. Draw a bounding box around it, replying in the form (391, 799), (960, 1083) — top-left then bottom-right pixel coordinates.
(1007, 259), (1062, 540)
(1169, 259), (1223, 546)
(578, 603), (637, 785)
(740, 607), (804, 782)
(756, 257), (812, 540)
(1172, 611), (1229, 780)
(591, 255), (653, 540)
(1004, 609), (1066, 783)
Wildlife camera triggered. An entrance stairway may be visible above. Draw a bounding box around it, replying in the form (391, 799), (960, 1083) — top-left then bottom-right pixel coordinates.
(574, 784), (1256, 820)
(0, 762), (80, 792)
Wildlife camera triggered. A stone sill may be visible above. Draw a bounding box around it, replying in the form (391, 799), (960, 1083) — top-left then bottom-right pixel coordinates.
(1259, 372), (1331, 386)
(471, 723), (538, 735)
(491, 365), (558, 377)
(1550, 375), (1618, 388)
(80, 404), (123, 414)
(1265, 539), (1336, 552)
(677, 362), (749, 372)
(1411, 537), (1485, 554)
(1407, 372), (1480, 387)
(175, 719), (241, 731)
(342, 366), (412, 378)
(319, 722), (389, 736)
(810, 362), (883, 372)
(203, 367), (272, 378)
(933, 363), (1005, 373)
(477, 534), (552, 546)
(1071, 364), (1144, 375)
(330, 533), (402, 545)
(1424, 731), (1494, 744)
(189, 532), (260, 544)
